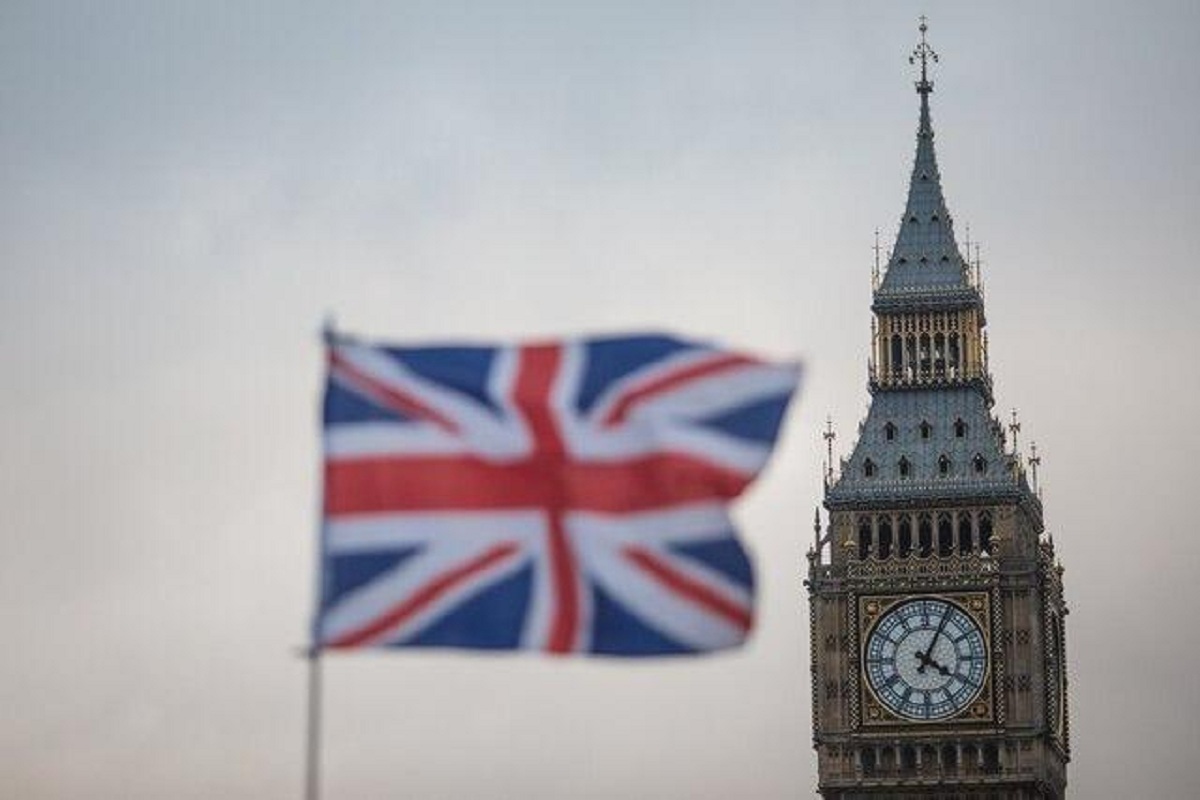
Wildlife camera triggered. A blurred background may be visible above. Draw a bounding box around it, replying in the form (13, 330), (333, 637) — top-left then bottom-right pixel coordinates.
(2, 2), (1198, 797)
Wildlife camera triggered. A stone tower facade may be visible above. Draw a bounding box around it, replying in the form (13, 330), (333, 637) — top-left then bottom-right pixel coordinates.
(806, 23), (1070, 799)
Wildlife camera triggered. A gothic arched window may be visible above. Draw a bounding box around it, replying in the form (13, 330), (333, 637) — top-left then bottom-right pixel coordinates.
(958, 511), (974, 553)
(898, 456), (911, 478)
(938, 454), (951, 475)
(979, 511), (994, 554)
(955, 418), (968, 438)
(898, 515), (913, 558)
(937, 513), (954, 557)
(973, 453), (988, 474)
(920, 421), (932, 439)
(878, 517), (893, 559)
(884, 422), (897, 441)
(918, 514), (933, 558)
(863, 458), (876, 478)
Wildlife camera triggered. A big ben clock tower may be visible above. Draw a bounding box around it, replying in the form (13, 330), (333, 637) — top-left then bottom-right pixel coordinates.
(807, 21), (1070, 799)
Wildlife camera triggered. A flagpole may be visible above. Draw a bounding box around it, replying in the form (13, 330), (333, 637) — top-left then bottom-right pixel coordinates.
(306, 316), (335, 800)
(304, 646), (322, 800)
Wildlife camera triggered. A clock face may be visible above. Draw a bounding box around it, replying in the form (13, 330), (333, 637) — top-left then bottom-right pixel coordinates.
(863, 597), (988, 721)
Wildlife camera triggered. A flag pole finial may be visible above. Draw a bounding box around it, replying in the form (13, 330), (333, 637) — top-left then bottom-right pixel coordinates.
(321, 315), (338, 346)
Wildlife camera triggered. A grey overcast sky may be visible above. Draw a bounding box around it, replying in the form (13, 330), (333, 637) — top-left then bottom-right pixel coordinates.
(2, 2), (1198, 798)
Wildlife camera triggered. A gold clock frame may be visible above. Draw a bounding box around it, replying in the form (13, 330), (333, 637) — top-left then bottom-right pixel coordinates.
(858, 592), (996, 728)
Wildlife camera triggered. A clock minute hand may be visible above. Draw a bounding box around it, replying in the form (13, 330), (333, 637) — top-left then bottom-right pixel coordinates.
(918, 606), (953, 670)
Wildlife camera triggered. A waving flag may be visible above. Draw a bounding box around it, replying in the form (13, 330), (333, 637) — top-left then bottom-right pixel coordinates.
(316, 333), (800, 656)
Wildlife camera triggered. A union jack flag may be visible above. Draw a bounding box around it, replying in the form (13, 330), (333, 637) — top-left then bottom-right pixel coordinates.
(317, 333), (800, 656)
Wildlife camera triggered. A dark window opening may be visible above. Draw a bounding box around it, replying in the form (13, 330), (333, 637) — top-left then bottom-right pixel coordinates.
(958, 512), (974, 553)
(963, 744), (979, 774)
(901, 745), (918, 773)
(938, 513), (954, 557)
(890, 335), (903, 375)
(941, 744), (958, 771)
(918, 514), (933, 557)
(979, 512), (994, 554)
(919, 334), (931, 376)
(899, 457), (911, 478)
(973, 453), (987, 474)
(898, 516), (913, 558)
(858, 517), (872, 561)
(862, 748), (877, 775)
(938, 454), (951, 475)
(884, 422), (897, 441)
(863, 458), (876, 478)
(878, 518), (893, 560)
(920, 421), (932, 439)
(934, 332), (946, 377)
(955, 418), (968, 438)
(983, 744), (1001, 774)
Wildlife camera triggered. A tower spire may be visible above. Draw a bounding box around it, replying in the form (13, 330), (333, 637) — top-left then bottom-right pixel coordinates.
(876, 17), (973, 303)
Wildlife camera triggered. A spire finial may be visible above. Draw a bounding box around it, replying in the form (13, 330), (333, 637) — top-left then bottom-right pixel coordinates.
(910, 16), (939, 95)
(872, 228), (882, 288)
(822, 415), (837, 487)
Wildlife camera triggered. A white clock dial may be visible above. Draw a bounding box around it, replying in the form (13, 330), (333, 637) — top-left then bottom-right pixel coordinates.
(864, 597), (988, 721)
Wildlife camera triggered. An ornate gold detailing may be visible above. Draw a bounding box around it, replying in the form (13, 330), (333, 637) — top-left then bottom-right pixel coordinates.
(857, 592), (996, 728)
(870, 307), (988, 390)
(848, 553), (998, 582)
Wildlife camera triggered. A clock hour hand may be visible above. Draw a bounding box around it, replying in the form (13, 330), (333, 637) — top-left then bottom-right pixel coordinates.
(913, 649), (952, 677)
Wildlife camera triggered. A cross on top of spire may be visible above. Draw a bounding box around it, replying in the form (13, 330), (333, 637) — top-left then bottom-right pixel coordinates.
(910, 16), (939, 95)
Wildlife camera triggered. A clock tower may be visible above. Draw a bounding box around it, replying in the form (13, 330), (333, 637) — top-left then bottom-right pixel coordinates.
(807, 21), (1070, 798)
